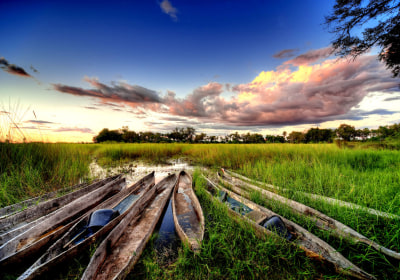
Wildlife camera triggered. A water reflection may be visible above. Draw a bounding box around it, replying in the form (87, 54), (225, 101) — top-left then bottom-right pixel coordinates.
(154, 199), (180, 264)
(89, 159), (193, 186)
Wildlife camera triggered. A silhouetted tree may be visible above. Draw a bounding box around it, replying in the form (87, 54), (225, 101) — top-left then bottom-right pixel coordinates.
(93, 128), (122, 143)
(325, 0), (400, 77)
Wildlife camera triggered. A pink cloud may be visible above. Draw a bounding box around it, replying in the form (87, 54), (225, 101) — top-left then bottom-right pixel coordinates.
(284, 47), (334, 66)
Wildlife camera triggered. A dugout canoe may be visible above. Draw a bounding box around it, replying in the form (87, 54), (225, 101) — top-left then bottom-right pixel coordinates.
(18, 172), (156, 280)
(220, 169), (400, 260)
(81, 173), (177, 280)
(0, 176), (125, 268)
(226, 169), (400, 220)
(203, 175), (376, 280)
(0, 181), (89, 220)
(0, 175), (121, 245)
(172, 170), (204, 252)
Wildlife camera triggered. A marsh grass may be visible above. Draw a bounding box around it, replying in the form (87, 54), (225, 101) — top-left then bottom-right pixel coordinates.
(129, 170), (345, 280)
(0, 143), (94, 207)
(2, 142), (400, 279)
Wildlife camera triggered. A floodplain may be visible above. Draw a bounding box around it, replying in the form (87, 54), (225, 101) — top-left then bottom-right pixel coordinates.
(1, 142), (399, 279)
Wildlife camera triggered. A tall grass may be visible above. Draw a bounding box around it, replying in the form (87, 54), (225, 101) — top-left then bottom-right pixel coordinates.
(2, 142), (399, 279)
(0, 143), (94, 207)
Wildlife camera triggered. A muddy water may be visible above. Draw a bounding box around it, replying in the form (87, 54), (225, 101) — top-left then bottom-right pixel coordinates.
(89, 159), (192, 262)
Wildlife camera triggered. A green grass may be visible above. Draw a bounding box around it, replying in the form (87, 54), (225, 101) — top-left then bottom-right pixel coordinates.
(1, 142), (400, 279)
(0, 142), (95, 207)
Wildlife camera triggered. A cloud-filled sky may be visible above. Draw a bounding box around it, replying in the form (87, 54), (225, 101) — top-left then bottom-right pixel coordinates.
(0, 0), (399, 142)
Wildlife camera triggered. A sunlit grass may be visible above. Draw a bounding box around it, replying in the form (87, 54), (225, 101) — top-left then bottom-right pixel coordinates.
(1, 142), (400, 279)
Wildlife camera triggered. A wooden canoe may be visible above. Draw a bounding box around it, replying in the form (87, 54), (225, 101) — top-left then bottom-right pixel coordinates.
(203, 175), (376, 280)
(0, 176), (125, 268)
(220, 169), (400, 260)
(17, 172), (156, 280)
(226, 169), (400, 220)
(81, 173), (177, 280)
(0, 175), (121, 246)
(0, 181), (88, 219)
(172, 170), (204, 252)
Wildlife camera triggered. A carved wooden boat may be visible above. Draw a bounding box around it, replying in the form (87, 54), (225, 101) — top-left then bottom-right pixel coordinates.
(0, 176), (125, 268)
(17, 172), (156, 280)
(172, 170), (204, 252)
(203, 175), (376, 280)
(0, 175), (120, 246)
(0, 181), (89, 220)
(81, 173), (177, 280)
(226, 169), (400, 220)
(220, 169), (400, 260)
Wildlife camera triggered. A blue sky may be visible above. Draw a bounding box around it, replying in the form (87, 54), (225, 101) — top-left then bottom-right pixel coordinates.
(1, 0), (399, 142)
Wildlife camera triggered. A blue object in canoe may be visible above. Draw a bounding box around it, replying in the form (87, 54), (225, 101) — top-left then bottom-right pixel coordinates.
(262, 215), (292, 240)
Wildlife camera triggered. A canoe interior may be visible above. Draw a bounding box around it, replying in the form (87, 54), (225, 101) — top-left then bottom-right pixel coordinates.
(81, 173), (177, 280)
(0, 177), (125, 270)
(0, 175), (121, 239)
(17, 172), (156, 280)
(204, 175), (376, 280)
(173, 171), (204, 251)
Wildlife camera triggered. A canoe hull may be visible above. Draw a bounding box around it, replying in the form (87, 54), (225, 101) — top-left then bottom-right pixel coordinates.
(17, 172), (156, 280)
(82, 173), (177, 280)
(172, 171), (204, 252)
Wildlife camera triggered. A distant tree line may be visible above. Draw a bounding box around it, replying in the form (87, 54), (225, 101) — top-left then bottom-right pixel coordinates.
(93, 123), (400, 144)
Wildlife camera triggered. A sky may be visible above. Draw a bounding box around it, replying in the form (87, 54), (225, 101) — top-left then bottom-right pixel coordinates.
(0, 0), (399, 142)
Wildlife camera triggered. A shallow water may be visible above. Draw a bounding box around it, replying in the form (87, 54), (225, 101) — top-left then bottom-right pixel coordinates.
(89, 159), (193, 186)
(153, 198), (180, 262)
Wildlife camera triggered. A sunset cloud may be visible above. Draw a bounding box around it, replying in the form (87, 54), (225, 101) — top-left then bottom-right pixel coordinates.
(225, 53), (398, 126)
(0, 57), (32, 77)
(159, 0), (178, 21)
(53, 77), (163, 108)
(273, 49), (299, 59)
(26, 120), (55, 124)
(284, 47), (333, 66)
(160, 49), (398, 126)
(53, 127), (94, 134)
(52, 47), (399, 128)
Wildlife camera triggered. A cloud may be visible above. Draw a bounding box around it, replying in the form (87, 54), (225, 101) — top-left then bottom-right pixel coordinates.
(285, 47), (333, 66)
(162, 83), (238, 119)
(221, 54), (398, 126)
(52, 47), (399, 128)
(26, 120), (55, 124)
(160, 0), (178, 21)
(53, 77), (163, 108)
(53, 127), (94, 134)
(84, 106), (99, 110)
(0, 57), (32, 77)
(273, 49), (299, 59)
(160, 48), (398, 127)
(384, 96), (400, 102)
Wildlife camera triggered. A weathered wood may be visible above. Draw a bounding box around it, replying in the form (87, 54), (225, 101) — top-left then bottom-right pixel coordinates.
(221, 169), (400, 260)
(172, 171), (204, 252)
(0, 175), (121, 243)
(17, 172), (156, 280)
(0, 176), (125, 268)
(226, 169), (400, 220)
(81, 173), (177, 280)
(0, 181), (88, 219)
(203, 175), (376, 280)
